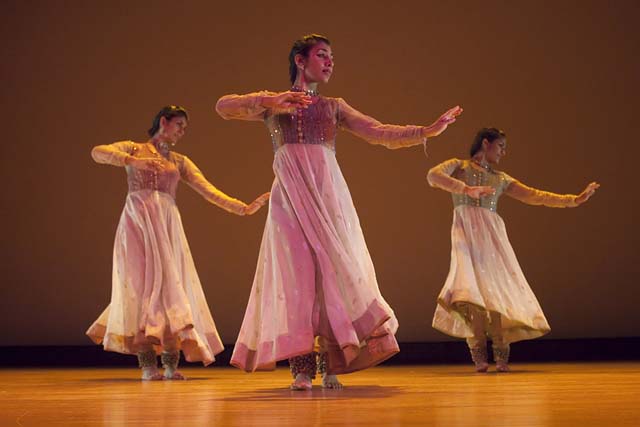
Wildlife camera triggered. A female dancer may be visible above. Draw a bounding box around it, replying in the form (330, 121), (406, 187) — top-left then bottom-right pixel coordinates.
(427, 127), (599, 372)
(87, 106), (269, 380)
(215, 34), (462, 389)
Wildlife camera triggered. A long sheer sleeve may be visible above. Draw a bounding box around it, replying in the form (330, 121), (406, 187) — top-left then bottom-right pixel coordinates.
(504, 178), (578, 208)
(91, 140), (135, 167)
(337, 98), (427, 149)
(179, 155), (248, 215)
(215, 91), (276, 122)
(427, 158), (466, 194)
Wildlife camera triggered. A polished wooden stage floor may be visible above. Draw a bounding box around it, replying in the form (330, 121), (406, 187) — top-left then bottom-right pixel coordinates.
(1, 363), (638, 426)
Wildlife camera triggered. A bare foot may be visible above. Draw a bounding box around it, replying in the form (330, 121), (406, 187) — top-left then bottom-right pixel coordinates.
(475, 362), (489, 373)
(322, 374), (343, 389)
(290, 373), (312, 391)
(141, 367), (163, 381)
(496, 362), (510, 373)
(164, 370), (186, 380)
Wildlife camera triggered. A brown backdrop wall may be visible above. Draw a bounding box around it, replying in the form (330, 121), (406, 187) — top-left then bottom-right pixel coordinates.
(1, 0), (638, 346)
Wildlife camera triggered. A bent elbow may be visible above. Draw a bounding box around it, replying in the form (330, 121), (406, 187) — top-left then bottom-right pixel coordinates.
(214, 97), (231, 120)
(426, 169), (438, 187)
(90, 146), (104, 163)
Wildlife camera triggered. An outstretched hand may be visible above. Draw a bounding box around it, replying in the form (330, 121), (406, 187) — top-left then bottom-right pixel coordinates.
(464, 185), (495, 199)
(262, 91), (312, 113)
(424, 106), (463, 138)
(244, 192), (271, 215)
(575, 182), (600, 205)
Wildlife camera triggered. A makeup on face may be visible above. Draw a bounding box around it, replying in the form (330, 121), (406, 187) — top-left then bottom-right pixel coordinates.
(161, 116), (188, 145)
(303, 43), (334, 84)
(486, 138), (507, 164)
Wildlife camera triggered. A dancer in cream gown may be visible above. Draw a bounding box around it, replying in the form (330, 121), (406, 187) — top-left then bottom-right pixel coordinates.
(215, 34), (462, 389)
(427, 127), (599, 372)
(87, 106), (269, 380)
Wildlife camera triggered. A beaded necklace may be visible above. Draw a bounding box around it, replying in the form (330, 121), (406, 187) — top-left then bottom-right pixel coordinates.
(291, 85), (319, 96)
(471, 158), (493, 172)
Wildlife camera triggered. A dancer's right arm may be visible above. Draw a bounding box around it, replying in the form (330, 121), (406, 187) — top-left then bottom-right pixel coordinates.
(427, 158), (495, 199)
(91, 141), (162, 171)
(215, 91), (311, 121)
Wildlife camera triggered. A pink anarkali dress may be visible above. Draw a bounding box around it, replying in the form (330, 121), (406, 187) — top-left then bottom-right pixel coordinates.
(427, 158), (579, 344)
(87, 141), (246, 365)
(216, 92), (427, 374)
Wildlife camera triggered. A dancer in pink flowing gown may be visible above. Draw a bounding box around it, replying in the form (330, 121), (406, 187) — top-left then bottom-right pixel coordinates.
(427, 127), (599, 372)
(215, 34), (462, 390)
(87, 106), (269, 380)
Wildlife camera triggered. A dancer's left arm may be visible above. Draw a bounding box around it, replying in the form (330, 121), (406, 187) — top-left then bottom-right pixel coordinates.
(179, 155), (270, 215)
(504, 178), (600, 207)
(337, 98), (462, 150)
